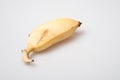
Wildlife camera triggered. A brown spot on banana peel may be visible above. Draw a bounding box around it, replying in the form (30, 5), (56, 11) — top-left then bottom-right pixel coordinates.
(42, 29), (49, 36)
(37, 29), (49, 44)
(28, 33), (31, 37)
(28, 34), (30, 37)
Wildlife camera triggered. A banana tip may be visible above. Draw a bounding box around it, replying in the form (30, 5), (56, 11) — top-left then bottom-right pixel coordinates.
(78, 21), (82, 27)
(32, 60), (34, 62)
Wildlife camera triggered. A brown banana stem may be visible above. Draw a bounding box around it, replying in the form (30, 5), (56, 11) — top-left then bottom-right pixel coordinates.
(21, 50), (34, 63)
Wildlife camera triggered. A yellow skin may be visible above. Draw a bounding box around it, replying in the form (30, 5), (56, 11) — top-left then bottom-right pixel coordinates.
(22, 18), (82, 63)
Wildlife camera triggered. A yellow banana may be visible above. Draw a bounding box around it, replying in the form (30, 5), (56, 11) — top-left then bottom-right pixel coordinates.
(21, 18), (82, 63)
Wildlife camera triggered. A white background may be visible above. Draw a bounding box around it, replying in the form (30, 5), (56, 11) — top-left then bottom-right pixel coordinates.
(0, 0), (120, 80)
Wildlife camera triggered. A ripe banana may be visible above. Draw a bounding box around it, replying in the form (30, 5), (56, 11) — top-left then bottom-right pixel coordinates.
(22, 18), (82, 63)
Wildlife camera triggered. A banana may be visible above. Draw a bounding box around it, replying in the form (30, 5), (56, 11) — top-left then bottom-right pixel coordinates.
(21, 18), (82, 63)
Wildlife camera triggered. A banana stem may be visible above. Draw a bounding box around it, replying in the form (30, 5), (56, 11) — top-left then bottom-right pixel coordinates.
(21, 49), (34, 63)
